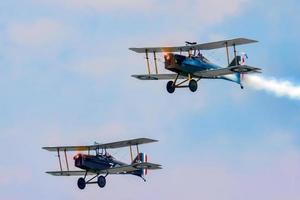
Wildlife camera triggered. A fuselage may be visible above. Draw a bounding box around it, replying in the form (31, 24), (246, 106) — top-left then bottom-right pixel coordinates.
(73, 153), (144, 177)
(74, 154), (126, 172)
(164, 53), (240, 84)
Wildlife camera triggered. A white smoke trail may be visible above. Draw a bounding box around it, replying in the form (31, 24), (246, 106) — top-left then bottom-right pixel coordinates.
(244, 75), (300, 100)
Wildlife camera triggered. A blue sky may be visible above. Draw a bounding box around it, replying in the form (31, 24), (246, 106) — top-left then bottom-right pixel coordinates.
(1, 0), (300, 199)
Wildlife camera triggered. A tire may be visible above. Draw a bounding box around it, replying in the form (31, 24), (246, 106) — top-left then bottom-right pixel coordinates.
(77, 177), (86, 190)
(97, 176), (106, 188)
(166, 81), (175, 93)
(188, 79), (197, 92)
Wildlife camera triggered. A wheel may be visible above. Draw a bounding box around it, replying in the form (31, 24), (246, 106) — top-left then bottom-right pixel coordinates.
(166, 81), (175, 93)
(77, 177), (86, 190)
(240, 85), (244, 89)
(188, 79), (197, 92)
(97, 176), (106, 188)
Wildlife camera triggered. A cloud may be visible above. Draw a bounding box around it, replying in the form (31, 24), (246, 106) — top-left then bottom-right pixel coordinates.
(2, 117), (299, 200)
(52, 0), (153, 12)
(2, 1), (299, 199)
(7, 18), (68, 48)
(0, 166), (32, 186)
(168, 0), (248, 25)
(3, 18), (73, 80)
(37, 0), (249, 27)
(245, 74), (300, 100)
(67, 131), (300, 200)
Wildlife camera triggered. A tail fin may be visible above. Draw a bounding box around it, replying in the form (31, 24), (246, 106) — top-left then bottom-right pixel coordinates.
(132, 153), (149, 177)
(228, 55), (241, 67)
(229, 56), (242, 85)
(228, 53), (247, 89)
(228, 53), (247, 67)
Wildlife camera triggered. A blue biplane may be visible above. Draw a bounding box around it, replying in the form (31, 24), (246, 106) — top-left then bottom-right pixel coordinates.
(129, 38), (261, 93)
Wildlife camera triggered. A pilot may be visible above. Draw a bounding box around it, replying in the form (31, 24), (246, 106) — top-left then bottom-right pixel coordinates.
(188, 50), (192, 58)
(197, 51), (203, 60)
(105, 152), (112, 159)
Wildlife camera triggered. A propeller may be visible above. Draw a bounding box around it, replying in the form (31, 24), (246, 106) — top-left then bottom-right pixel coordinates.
(144, 154), (148, 176)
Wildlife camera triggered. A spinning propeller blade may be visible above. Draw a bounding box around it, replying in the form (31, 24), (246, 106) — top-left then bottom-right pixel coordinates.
(144, 154), (148, 176)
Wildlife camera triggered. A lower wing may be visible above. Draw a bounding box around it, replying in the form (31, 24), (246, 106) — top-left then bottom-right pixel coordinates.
(132, 65), (261, 80)
(132, 74), (186, 80)
(194, 65), (261, 78)
(46, 162), (162, 176)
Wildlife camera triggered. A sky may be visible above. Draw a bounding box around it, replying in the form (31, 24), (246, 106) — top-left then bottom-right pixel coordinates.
(1, 0), (300, 199)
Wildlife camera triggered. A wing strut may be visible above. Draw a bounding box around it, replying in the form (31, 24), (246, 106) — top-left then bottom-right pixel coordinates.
(136, 144), (140, 161)
(56, 148), (70, 173)
(143, 50), (161, 75)
(225, 42), (230, 65)
(57, 148), (63, 172)
(145, 50), (151, 75)
(129, 145), (133, 162)
(233, 44), (237, 66)
(153, 52), (158, 74)
(64, 149), (69, 171)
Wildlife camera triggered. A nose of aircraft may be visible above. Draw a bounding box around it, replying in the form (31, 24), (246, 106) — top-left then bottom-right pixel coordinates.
(164, 52), (171, 61)
(164, 53), (173, 66)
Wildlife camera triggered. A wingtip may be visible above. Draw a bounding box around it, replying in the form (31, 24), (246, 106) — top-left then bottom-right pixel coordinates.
(42, 147), (53, 151)
(145, 138), (159, 143)
(236, 37), (258, 44)
(136, 137), (159, 143)
(129, 47), (139, 52)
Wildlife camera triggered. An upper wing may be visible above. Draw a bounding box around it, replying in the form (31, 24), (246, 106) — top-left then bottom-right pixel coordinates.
(129, 38), (258, 53)
(194, 38), (258, 50)
(43, 138), (158, 152)
(132, 74), (186, 80)
(46, 162), (162, 176)
(43, 145), (95, 152)
(194, 65), (261, 78)
(95, 138), (158, 149)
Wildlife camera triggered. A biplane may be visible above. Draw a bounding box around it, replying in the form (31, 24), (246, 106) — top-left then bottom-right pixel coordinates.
(129, 38), (262, 93)
(43, 138), (161, 190)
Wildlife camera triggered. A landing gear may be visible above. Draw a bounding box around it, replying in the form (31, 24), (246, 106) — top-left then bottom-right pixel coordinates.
(77, 177), (86, 190)
(240, 84), (244, 89)
(77, 173), (107, 190)
(166, 74), (200, 93)
(166, 81), (175, 93)
(188, 79), (198, 92)
(97, 175), (106, 188)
